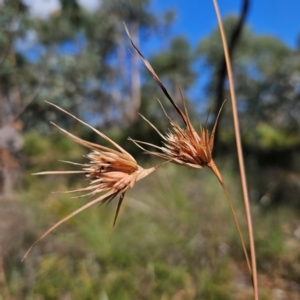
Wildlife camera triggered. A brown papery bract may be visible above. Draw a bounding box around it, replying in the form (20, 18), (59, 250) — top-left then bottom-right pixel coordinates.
(22, 102), (165, 261)
(130, 95), (224, 171)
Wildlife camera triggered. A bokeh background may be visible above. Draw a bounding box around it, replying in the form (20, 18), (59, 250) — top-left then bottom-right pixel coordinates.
(0, 0), (300, 299)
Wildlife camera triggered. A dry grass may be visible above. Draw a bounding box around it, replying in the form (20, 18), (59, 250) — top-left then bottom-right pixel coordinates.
(125, 24), (251, 280)
(21, 15), (258, 300)
(212, 0), (258, 299)
(22, 102), (166, 261)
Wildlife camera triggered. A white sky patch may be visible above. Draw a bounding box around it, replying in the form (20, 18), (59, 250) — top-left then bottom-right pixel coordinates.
(23, 0), (61, 19)
(78, 0), (101, 12)
(23, 0), (101, 19)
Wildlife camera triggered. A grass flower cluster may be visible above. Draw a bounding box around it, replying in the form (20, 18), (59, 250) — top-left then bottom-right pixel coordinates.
(23, 9), (258, 299)
(22, 103), (167, 261)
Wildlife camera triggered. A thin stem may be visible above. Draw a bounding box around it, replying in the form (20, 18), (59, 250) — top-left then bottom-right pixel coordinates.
(212, 1), (258, 299)
(209, 161), (251, 276)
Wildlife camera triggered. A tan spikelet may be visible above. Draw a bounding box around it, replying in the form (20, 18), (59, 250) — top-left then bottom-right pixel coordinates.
(130, 95), (225, 172)
(125, 24), (252, 276)
(22, 102), (165, 261)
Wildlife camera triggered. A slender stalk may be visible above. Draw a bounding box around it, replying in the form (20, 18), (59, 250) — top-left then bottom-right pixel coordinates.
(208, 161), (251, 276)
(212, 0), (259, 299)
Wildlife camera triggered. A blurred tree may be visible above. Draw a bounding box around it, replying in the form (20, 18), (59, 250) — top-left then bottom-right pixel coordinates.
(0, 0), (41, 198)
(20, 0), (176, 129)
(212, 0), (250, 148)
(0, 0), (40, 126)
(149, 36), (196, 94)
(198, 15), (300, 148)
(141, 34), (197, 129)
(197, 15), (300, 204)
(0, 0), (196, 186)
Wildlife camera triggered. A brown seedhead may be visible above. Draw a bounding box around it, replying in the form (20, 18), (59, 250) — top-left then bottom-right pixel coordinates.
(22, 102), (163, 261)
(126, 24), (252, 276)
(125, 24), (224, 178)
(130, 95), (224, 175)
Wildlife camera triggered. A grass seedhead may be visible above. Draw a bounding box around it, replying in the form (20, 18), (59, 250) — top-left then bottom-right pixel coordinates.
(126, 24), (252, 278)
(22, 102), (165, 261)
(130, 95), (225, 171)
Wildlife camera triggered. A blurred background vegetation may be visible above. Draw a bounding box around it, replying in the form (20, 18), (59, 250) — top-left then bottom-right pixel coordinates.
(0, 0), (299, 299)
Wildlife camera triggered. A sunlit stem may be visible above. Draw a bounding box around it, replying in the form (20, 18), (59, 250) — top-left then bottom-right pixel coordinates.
(208, 160), (252, 276)
(211, 0), (258, 299)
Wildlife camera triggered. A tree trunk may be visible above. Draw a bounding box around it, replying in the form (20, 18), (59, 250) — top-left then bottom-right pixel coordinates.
(128, 22), (141, 124)
(0, 246), (12, 300)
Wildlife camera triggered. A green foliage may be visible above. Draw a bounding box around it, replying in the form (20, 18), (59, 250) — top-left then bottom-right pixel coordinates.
(3, 157), (297, 299)
(254, 211), (285, 269)
(17, 0), (179, 130)
(196, 14), (300, 208)
(2, 2), (300, 299)
(197, 15), (300, 151)
(24, 130), (83, 159)
(244, 122), (300, 150)
(23, 131), (51, 157)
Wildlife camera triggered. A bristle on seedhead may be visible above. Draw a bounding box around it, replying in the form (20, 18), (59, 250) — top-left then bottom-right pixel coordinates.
(129, 97), (225, 171)
(22, 102), (164, 261)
